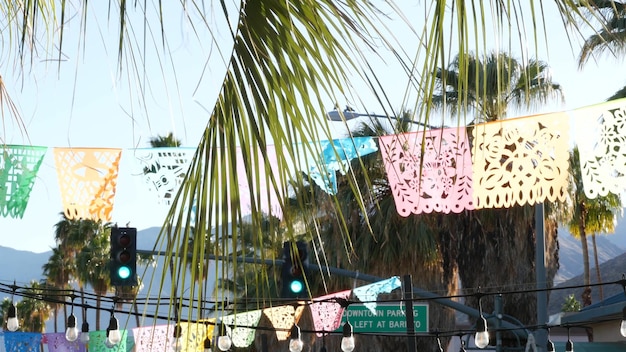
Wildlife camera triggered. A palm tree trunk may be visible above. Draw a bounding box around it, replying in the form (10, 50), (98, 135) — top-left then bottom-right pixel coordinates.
(53, 306), (58, 332)
(592, 233), (604, 300)
(580, 229), (592, 308)
(95, 295), (101, 330)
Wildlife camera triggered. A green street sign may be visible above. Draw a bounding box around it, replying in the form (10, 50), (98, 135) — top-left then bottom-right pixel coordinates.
(336, 303), (429, 334)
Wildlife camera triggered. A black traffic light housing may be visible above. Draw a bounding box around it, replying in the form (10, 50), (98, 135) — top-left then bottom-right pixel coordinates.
(281, 241), (309, 298)
(110, 227), (138, 286)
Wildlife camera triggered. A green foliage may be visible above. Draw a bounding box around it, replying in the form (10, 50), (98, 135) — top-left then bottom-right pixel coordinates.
(561, 294), (582, 312)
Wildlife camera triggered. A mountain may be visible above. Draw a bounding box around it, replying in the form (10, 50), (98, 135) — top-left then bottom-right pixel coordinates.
(0, 246), (51, 286)
(554, 227), (625, 284)
(548, 251), (626, 315)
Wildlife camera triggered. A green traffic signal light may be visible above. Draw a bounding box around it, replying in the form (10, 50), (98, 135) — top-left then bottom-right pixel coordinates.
(110, 227), (138, 286)
(281, 241), (309, 298)
(117, 266), (131, 280)
(289, 279), (304, 294)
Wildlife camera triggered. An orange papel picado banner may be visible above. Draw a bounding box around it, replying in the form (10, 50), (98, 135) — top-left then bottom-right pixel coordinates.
(53, 147), (122, 221)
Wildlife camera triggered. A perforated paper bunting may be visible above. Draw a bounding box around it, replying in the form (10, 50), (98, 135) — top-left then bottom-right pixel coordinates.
(570, 98), (626, 198)
(221, 310), (263, 347)
(3, 332), (42, 352)
(471, 113), (570, 208)
(263, 305), (305, 341)
(379, 129), (473, 216)
(133, 147), (195, 207)
(353, 276), (402, 314)
(303, 137), (378, 194)
(0, 145), (47, 218)
(88, 330), (132, 352)
(53, 148), (122, 221)
(309, 290), (352, 336)
(44, 332), (85, 352)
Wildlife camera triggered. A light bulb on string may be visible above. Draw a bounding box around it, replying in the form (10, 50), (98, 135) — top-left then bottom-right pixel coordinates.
(565, 327), (574, 352)
(107, 313), (122, 346)
(546, 328), (555, 352)
(203, 335), (212, 352)
(105, 328), (116, 348)
(7, 302), (19, 332)
(216, 322), (232, 351)
(171, 324), (183, 352)
(65, 313), (79, 342)
(474, 291), (489, 349)
(340, 322), (355, 352)
(474, 315), (489, 349)
(435, 332), (443, 352)
(289, 324), (304, 352)
(80, 319), (90, 344)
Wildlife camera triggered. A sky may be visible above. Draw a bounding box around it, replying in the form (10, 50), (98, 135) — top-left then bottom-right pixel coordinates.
(1, 1), (625, 256)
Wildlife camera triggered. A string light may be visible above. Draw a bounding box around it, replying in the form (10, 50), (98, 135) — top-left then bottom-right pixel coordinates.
(65, 299), (79, 342)
(216, 322), (232, 351)
(289, 324), (304, 352)
(474, 292), (489, 349)
(171, 324), (183, 352)
(436, 332), (444, 352)
(203, 335), (212, 352)
(6, 302), (19, 332)
(7, 283), (19, 332)
(546, 328), (555, 352)
(65, 312), (79, 342)
(107, 312), (122, 346)
(104, 328), (116, 348)
(341, 321), (355, 352)
(565, 327), (574, 352)
(80, 310), (90, 345)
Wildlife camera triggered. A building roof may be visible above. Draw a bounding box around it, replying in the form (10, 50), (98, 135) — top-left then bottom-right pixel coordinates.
(553, 341), (626, 351)
(561, 292), (626, 324)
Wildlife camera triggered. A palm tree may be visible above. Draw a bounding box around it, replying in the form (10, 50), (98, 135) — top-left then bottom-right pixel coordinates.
(564, 147), (622, 305)
(578, 1), (626, 99)
(432, 52), (564, 123)
(42, 247), (73, 332)
(75, 222), (113, 330)
(148, 132), (182, 147)
(430, 51), (564, 328)
(17, 281), (53, 333)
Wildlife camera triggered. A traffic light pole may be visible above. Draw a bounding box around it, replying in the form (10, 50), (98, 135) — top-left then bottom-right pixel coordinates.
(136, 249), (529, 340)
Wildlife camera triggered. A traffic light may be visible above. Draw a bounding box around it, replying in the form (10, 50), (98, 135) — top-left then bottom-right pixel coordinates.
(281, 241), (309, 298)
(110, 227), (138, 286)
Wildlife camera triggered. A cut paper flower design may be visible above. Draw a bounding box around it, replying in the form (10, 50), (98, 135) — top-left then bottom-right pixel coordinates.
(304, 137), (378, 194)
(221, 310), (263, 347)
(54, 148), (122, 221)
(353, 276), (401, 314)
(471, 113), (569, 208)
(309, 290), (352, 336)
(379, 129), (473, 216)
(0, 145), (47, 218)
(570, 99), (626, 198)
(133, 148), (195, 206)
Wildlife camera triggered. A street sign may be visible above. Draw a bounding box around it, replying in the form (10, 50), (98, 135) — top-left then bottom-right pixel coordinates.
(336, 303), (429, 334)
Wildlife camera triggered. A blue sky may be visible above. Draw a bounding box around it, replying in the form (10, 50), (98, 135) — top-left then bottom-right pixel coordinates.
(1, 2), (625, 254)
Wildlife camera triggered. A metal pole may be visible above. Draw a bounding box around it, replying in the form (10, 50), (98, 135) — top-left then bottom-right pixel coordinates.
(403, 275), (417, 352)
(535, 203), (548, 351)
